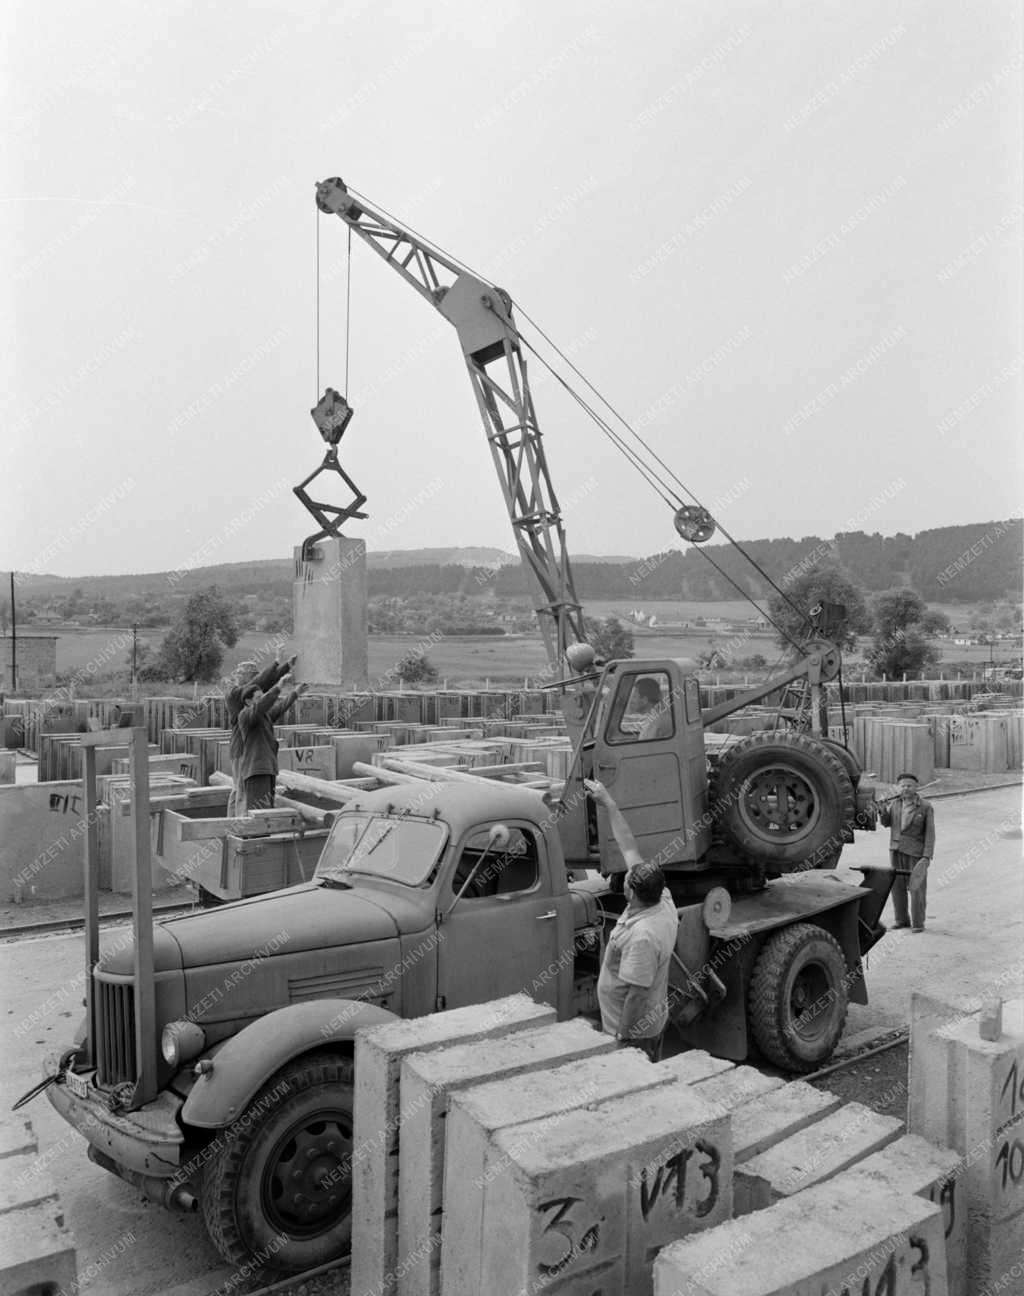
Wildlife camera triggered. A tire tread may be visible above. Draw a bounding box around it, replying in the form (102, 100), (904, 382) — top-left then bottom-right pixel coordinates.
(748, 922), (848, 1071)
(200, 1050), (354, 1277)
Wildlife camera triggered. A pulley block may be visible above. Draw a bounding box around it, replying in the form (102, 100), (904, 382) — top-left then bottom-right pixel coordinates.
(673, 505), (716, 544)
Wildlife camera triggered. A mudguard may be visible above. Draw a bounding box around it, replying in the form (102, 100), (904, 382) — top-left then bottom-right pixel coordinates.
(182, 998), (397, 1129)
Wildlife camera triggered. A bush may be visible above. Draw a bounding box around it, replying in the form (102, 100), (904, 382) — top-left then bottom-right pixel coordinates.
(395, 651), (439, 685)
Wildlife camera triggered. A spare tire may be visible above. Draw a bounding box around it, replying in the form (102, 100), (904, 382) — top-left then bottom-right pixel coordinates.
(711, 731), (855, 870)
(815, 736), (862, 789)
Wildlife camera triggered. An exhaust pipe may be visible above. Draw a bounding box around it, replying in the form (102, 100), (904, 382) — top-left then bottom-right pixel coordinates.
(87, 1145), (198, 1212)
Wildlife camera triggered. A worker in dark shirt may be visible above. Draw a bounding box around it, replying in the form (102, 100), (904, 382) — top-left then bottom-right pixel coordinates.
(237, 673), (309, 813)
(876, 772), (935, 933)
(226, 654), (296, 814)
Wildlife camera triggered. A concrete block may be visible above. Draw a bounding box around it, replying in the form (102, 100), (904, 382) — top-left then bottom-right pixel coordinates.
(293, 537), (369, 690)
(742, 1101), (904, 1200)
(653, 1176), (947, 1296)
(908, 990), (979, 1145)
(655, 1051), (735, 1086)
(351, 994), (556, 1296)
(398, 1020), (614, 1296)
(691, 1066), (785, 1111)
(479, 1082), (731, 1296)
(730, 1081), (844, 1163)
(839, 1134), (966, 1296)
(442, 1049), (672, 1296)
(934, 998), (1024, 1289)
(0, 750), (15, 784)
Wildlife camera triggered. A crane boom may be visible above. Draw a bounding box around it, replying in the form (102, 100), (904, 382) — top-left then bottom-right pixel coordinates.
(315, 177), (587, 672)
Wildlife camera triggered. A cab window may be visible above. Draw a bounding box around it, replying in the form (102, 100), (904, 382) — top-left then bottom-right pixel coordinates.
(604, 671), (675, 745)
(451, 827), (539, 898)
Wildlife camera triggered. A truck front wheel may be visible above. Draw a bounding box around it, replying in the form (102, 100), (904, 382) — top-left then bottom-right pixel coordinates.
(747, 923), (848, 1072)
(201, 1051), (355, 1277)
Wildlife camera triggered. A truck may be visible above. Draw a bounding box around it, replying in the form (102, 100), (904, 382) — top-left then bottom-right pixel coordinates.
(32, 178), (895, 1279)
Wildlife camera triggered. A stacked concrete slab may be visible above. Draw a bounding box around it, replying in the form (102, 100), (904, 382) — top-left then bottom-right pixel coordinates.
(346, 988), (979, 1296)
(351, 994), (558, 1296)
(398, 1019), (616, 1296)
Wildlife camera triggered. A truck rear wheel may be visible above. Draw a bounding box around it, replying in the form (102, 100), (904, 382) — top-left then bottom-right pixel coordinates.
(712, 732), (855, 870)
(747, 923), (848, 1071)
(201, 1051), (355, 1277)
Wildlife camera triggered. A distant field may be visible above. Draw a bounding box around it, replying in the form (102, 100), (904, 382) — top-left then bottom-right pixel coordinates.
(40, 606), (1021, 695)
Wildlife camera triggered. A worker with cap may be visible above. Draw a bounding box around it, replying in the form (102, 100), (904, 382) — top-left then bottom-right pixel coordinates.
(876, 772), (935, 933)
(237, 673), (309, 814)
(226, 654), (296, 815)
(585, 778), (679, 1059)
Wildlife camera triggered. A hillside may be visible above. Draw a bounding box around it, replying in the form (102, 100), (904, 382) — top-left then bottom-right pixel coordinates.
(9, 520), (1021, 605)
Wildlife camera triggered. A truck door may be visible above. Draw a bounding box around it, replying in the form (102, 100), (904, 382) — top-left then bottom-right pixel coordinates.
(437, 823), (572, 1014)
(591, 662), (709, 867)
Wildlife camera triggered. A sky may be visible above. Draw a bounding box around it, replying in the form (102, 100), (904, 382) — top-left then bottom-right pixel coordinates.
(2, 0), (1021, 578)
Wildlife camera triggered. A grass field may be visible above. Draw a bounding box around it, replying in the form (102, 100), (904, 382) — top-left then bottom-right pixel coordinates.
(36, 607), (1020, 697)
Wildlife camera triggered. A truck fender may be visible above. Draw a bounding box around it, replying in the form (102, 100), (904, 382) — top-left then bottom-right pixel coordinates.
(181, 998), (398, 1129)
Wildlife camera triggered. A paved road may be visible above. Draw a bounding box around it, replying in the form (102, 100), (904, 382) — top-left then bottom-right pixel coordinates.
(835, 785), (1024, 1031)
(1, 785), (1020, 1294)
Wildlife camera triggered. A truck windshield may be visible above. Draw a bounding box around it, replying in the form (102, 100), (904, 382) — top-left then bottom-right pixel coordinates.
(314, 814), (447, 887)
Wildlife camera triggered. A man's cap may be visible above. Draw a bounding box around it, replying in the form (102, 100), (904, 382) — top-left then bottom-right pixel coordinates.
(896, 772), (919, 782)
(237, 660), (258, 672)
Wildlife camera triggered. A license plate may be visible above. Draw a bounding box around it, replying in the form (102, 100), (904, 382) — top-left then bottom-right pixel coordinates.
(64, 1070), (89, 1101)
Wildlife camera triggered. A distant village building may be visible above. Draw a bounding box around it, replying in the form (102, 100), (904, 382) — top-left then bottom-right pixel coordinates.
(1, 635), (58, 690)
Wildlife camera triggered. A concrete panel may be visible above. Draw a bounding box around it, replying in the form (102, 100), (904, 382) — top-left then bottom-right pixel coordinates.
(653, 1177), (947, 1296)
(655, 1051), (735, 1086)
(691, 1066), (785, 1111)
(398, 1020), (614, 1296)
(277, 744), (337, 781)
(480, 1082), (731, 1296)
(907, 991), (979, 1145)
(730, 1081), (844, 1164)
(351, 995), (556, 1296)
(840, 1135), (966, 1296)
(293, 537), (368, 689)
(442, 1049), (672, 1296)
(742, 1101), (904, 1201)
(0, 750), (15, 784)
(0, 780), (100, 901)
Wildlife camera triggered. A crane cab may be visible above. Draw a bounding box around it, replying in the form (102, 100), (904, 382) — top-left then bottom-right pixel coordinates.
(558, 657), (711, 869)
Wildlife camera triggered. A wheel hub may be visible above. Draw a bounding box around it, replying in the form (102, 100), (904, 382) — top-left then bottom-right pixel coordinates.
(789, 963), (831, 1042)
(740, 764), (821, 842)
(264, 1114), (353, 1236)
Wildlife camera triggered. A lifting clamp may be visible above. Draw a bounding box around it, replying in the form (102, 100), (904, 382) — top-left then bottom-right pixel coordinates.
(294, 388), (368, 561)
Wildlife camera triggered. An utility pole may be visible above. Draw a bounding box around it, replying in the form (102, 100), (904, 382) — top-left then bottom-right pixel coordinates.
(131, 624), (139, 701)
(9, 571), (16, 692)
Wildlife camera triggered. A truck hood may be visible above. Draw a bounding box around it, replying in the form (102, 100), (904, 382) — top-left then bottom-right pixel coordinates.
(156, 883), (401, 968)
(98, 924), (183, 975)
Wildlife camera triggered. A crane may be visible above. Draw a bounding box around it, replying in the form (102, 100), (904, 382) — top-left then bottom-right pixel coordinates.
(314, 176), (587, 673)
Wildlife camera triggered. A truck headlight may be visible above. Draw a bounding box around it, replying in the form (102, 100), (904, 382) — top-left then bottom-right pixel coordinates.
(161, 1020), (206, 1067)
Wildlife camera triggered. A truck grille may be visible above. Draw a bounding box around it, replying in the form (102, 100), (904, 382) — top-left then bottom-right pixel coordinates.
(96, 979), (136, 1086)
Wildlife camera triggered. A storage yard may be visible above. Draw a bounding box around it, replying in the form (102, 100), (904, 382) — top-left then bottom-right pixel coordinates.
(4, 2), (1023, 1294)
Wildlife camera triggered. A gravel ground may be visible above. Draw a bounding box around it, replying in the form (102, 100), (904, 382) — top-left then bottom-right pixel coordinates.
(807, 1036), (910, 1121)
